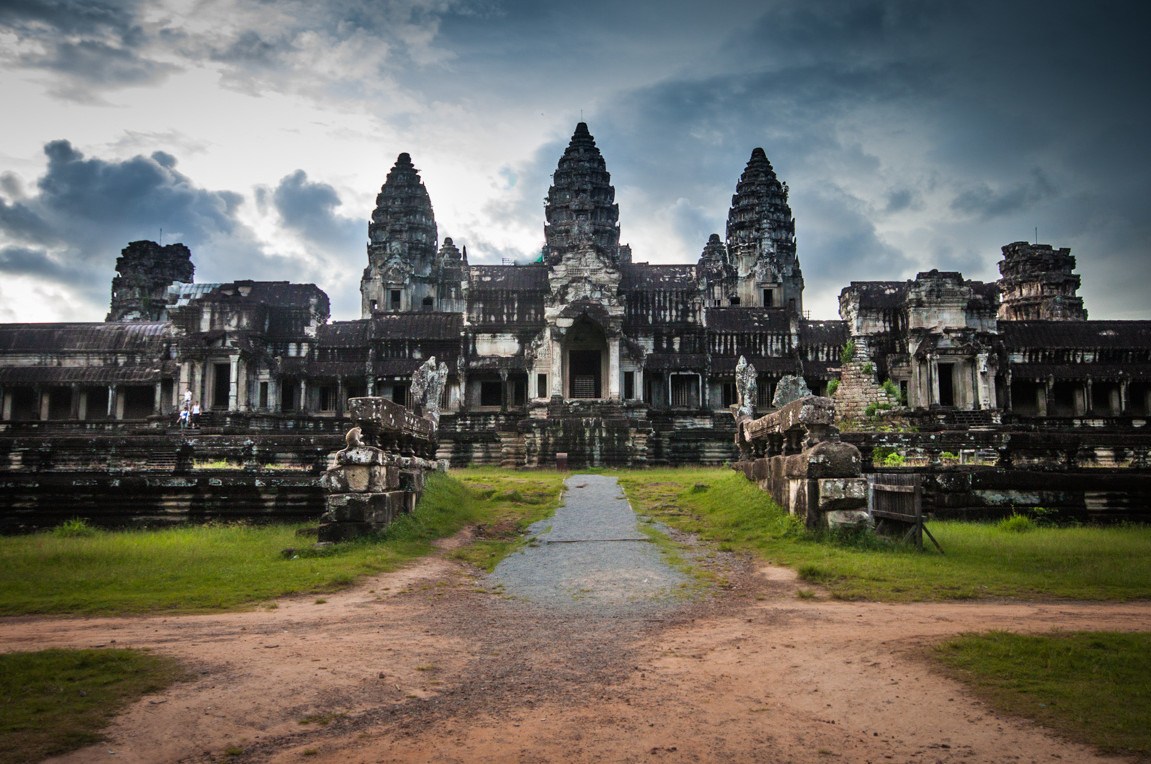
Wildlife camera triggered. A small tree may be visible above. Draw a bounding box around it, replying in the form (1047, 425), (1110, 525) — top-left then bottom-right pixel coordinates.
(839, 340), (856, 365)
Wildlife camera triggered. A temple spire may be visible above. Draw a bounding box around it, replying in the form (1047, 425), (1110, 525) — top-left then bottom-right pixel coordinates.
(542, 123), (625, 266)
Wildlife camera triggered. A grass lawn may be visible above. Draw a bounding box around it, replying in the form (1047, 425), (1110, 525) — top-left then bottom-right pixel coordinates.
(616, 467), (1151, 602)
(0, 648), (187, 764)
(0, 469), (564, 616)
(933, 631), (1151, 759)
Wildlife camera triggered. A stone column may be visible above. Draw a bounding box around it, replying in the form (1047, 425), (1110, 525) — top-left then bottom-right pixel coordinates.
(299, 379), (308, 413)
(550, 329), (564, 398)
(153, 382), (163, 416)
(71, 383), (82, 419)
(229, 356), (240, 411)
(499, 369), (509, 413)
(0, 386), (6, 420)
(107, 384), (117, 419)
(607, 336), (621, 401)
(1120, 379), (1129, 415)
(337, 377), (346, 417)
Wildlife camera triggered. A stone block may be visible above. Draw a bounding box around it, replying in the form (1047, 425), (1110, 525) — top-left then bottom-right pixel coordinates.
(817, 477), (867, 512)
(324, 492), (401, 524)
(826, 509), (872, 529)
(805, 441), (862, 478)
(338, 446), (387, 466)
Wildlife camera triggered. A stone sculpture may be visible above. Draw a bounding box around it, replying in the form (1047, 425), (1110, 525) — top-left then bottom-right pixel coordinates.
(734, 355), (757, 420)
(772, 374), (812, 408)
(410, 356), (449, 428)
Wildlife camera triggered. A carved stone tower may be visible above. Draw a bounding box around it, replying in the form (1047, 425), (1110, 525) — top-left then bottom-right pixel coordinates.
(360, 153), (439, 317)
(696, 233), (736, 307)
(543, 122), (627, 267)
(107, 240), (194, 322)
(997, 241), (1087, 321)
(725, 148), (803, 313)
(538, 123), (628, 401)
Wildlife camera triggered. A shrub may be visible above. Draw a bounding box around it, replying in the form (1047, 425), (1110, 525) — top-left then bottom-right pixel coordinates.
(882, 451), (906, 467)
(998, 513), (1036, 533)
(839, 340), (856, 365)
(52, 518), (97, 538)
(862, 362), (874, 375)
(882, 378), (903, 403)
(826, 379), (840, 396)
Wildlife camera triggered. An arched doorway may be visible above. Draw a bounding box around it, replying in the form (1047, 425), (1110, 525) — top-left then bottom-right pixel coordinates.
(565, 317), (607, 399)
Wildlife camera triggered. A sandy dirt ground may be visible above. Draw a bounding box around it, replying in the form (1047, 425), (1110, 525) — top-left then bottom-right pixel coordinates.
(2, 537), (1149, 764)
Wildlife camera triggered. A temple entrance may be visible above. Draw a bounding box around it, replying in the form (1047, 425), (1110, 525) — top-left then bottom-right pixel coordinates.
(565, 318), (606, 399)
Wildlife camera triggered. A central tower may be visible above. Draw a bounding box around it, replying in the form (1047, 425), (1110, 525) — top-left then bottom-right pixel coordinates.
(537, 123), (630, 401)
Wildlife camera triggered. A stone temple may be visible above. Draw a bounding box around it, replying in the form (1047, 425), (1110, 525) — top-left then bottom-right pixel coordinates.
(1, 122), (1150, 470)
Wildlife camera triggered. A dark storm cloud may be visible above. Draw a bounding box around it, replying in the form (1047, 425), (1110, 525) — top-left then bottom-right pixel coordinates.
(0, 140), (276, 314)
(32, 140), (242, 243)
(950, 171), (1056, 220)
(0, 0), (176, 97)
(270, 170), (363, 253)
(0, 245), (69, 278)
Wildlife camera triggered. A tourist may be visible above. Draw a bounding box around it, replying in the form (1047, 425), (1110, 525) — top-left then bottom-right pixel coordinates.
(191, 401), (201, 428)
(183, 388), (192, 410)
(178, 408), (189, 429)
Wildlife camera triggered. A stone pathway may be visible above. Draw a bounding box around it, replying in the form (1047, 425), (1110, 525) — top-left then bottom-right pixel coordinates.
(488, 473), (693, 611)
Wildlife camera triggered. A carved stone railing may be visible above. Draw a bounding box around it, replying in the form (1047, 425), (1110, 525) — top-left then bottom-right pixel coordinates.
(737, 395), (838, 458)
(733, 395), (867, 529)
(318, 397), (441, 542)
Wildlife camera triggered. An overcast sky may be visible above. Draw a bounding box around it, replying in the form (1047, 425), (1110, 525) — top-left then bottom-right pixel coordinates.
(2, 0), (1148, 324)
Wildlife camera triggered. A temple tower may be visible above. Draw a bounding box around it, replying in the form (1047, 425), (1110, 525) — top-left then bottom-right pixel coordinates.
(539, 123), (628, 401)
(107, 240), (194, 322)
(542, 122), (626, 267)
(725, 148), (803, 313)
(997, 241), (1087, 321)
(360, 153), (439, 316)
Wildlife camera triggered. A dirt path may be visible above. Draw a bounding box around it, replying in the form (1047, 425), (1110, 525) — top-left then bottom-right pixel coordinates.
(3, 540), (1149, 764)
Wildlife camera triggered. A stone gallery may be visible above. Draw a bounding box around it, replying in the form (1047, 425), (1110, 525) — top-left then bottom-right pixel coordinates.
(1, 122), (1150, 474)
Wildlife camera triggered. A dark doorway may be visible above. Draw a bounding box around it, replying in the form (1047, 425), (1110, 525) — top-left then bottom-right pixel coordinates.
(565, 317), (607, 399)
(212, 363), (231, 410)
(122, 386), (155, 419)
(937, 363), (954, 407)
(9, 387), (38, 420)
(569, 349), (601, 398)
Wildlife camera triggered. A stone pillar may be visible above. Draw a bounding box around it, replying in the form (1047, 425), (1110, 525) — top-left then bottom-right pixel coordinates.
(71, 383), (82, 419)
(499, 369), (509, 413)
(153, 382), (163, 416)
(928, 356), (939, 407)
(550, 329), (564, 398)
(38, 387), (48, 420)
(107, 384), (117, 419)
(229, 356), (240, 411)
(337, 377), (346, 417)
(1120, 379), (1129, 415)
(0, 386), (6, 420)
(607, 336), (621, 401)
(299, 379), (308, 413)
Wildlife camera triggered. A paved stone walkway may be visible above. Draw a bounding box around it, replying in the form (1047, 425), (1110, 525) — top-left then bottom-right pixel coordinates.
(488, 473), (692, 611)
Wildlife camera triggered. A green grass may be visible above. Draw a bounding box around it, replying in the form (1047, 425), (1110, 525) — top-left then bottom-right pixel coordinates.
(0, 470), (562, 616)
(933, 631), (1151, 758)
(447, 468), (566, 571)
(0, 648), (187, 764)
(616, 468), (1151, 602)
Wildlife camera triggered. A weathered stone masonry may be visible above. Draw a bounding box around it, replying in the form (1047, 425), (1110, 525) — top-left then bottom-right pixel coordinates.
(1, 122), (1151, 527)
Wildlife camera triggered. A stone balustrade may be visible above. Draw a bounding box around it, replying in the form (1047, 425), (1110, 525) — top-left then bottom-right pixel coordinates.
(734, 395), (868, 529)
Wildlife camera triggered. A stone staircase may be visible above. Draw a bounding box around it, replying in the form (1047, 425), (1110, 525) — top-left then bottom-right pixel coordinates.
(833, 338), (901, 421)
